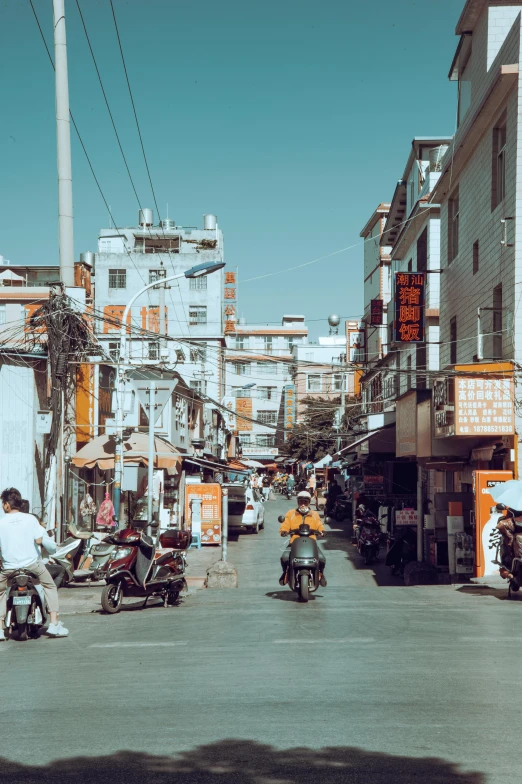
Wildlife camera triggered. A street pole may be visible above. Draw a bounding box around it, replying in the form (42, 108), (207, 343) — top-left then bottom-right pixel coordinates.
(147, 381), (156, 538)
(53, 0), (75, 288)
(222, 488), (229, 562)
(113, 364), (124, 527)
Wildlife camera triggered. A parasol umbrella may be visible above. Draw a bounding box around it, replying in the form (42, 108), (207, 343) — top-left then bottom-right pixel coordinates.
(488, 479), (522, 511)
(72, 431), (181, 472)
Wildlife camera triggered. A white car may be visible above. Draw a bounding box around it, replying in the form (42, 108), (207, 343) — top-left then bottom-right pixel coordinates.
(225, 484), (265, 534)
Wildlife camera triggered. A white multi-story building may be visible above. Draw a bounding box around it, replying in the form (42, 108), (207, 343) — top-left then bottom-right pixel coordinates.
(360, 138), (451, 414)
(428, 0), (521, 474)
(91, 210), (228, 457)
(223, 315), (308, 461)
(94, 210), (225, 404)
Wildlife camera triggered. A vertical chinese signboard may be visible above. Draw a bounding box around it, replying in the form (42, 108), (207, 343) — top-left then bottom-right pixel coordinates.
(236, 397), (253, 431)
(370, 299), (383, 326)
(394, 272), (425, 343)
(224, 271), (236, 334)
(283, 384), (296, 439)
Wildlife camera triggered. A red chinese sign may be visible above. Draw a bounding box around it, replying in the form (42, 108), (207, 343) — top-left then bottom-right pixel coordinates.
(394, 272), (425, 343)
(370, 299), (383, 326)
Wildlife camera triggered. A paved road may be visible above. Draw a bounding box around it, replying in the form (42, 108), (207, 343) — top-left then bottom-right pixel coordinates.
(0, 494), (519, 784)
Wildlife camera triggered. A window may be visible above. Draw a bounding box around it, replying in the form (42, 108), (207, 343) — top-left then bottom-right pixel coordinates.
(0, 305), (5, 325)
(190, 380), (206, 395)
(493, 284), (503, 359)
(332, 374), (346, 392)
(307, 374), (321, 392)
(235, 335), (248, 350)
(232, 387), (251, 398)
(258, 386), (275, 400)
(492, 115), (507, 209)
(149, 269), (165, 285)
(234, 362), (250, 376)
(257, 361), (277, 376)
(258, 410), (277, 425)
(148, 341), (159, 361)
(189, 276), (207, 291)
(450, 317), (457, 364)
(108, 341), (120, 361)
(189, 306), (207, 325)
(264, 336), (273, 354)
(457, 44), (472, 126)
(406, 355), (414, 390)
(108, 269), (126, 289)
(473, 240), (479, 275)
(286, 337), (295, 351)
(448, 188), (459, 263)
(134, 236), (180, 253)
(257, 434), (275, 448)
(190, 346), (206, 362)
(239, 434), (251, 446)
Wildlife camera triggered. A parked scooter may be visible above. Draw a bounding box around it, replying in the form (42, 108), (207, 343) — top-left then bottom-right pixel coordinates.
(333, 496), (351, 523)
(385, 527), (417, 577)
(357, 515), (381, 564)
(278, 515), (325, 603)
(490, 504), (522, 597)
(4, 569), (48, 641)
(100, 527), (190, 614)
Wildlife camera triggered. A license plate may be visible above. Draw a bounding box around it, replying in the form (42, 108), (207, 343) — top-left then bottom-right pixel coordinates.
(12, 597), (31, 606)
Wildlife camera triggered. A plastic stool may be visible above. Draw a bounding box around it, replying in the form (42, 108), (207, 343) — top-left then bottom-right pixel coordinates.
(190, 532), (202, 550)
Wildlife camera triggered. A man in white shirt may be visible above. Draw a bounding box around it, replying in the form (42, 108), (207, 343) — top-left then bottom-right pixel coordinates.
(0, 488), (68, 640)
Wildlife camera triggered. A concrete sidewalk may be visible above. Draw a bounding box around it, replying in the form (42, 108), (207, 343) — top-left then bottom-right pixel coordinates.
(57, 543), (218, 615)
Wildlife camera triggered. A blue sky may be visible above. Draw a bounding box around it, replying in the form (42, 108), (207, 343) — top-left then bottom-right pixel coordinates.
(0, 0), (459, 336)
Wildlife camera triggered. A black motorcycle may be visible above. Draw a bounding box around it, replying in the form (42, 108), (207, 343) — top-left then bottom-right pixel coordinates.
(278, 516), (325, 602)
(5, 569), (48, 641)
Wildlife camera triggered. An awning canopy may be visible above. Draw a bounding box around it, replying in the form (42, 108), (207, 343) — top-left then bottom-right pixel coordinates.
(72, 432), (181, 471)
(184, 456), (249, 474)
(314, 454), (333, 469)
(241, 459), (265, 468)
(336, 429), (386, 456)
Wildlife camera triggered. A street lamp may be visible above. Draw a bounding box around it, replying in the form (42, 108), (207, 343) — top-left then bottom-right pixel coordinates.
(113, 260), (225, 522)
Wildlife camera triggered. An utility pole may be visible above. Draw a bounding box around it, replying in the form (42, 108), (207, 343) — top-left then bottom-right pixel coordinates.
(53, 0), (75, 287)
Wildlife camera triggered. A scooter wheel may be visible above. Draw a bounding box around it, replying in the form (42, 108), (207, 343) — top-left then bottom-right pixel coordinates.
(166, 587), (180, 606)
(101, 584), (123, 614)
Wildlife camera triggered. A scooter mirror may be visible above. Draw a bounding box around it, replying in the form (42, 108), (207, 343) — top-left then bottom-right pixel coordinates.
(278, 516), (285, 523)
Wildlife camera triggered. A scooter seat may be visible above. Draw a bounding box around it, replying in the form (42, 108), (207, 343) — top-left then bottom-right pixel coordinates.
(67, 523), (92, 540)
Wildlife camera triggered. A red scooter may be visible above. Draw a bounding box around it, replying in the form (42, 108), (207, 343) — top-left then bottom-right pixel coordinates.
(100, 528), (190, 614)
(357, 516), (382, 564)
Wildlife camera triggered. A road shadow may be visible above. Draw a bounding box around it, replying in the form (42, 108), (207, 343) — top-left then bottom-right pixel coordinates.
(322, 523), (403, 587)
(0, 740), (484, 783)
(265, 590), (323, 602)
(456, 584), (521, 601)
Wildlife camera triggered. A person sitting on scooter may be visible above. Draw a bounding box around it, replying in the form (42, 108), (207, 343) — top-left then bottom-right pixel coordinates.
(286, 474), (296, 494)
(0, 488), (68, 639)
(279, 491), (326, 587)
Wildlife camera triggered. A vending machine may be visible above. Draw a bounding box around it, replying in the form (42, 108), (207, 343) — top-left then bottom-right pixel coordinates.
(185, 483), (222, 545)
(473, 470), (512, 577)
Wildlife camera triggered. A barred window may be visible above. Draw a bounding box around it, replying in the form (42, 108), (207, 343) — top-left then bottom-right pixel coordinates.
(190, 346), (207, 362)
(235, 336), (248, 350)
(148, 341), (159, 361)
(108, 341), (120, 361)
(234, 362), (250, 376)
(108, 269), (126, 289)
(258, 410), (277, 425)
(307, 374), (321, 392)
(189, 277), (207, 290)
(189, 306), (207, 325)
(257, 386), (275, 400)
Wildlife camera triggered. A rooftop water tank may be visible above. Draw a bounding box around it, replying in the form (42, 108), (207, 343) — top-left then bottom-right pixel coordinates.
(429, 145), (449, 173)
(139, 208), (154, 227)
(203, 213), (217, 231)
(80, 251), (95, 266)
(159, 218), (176, 230)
